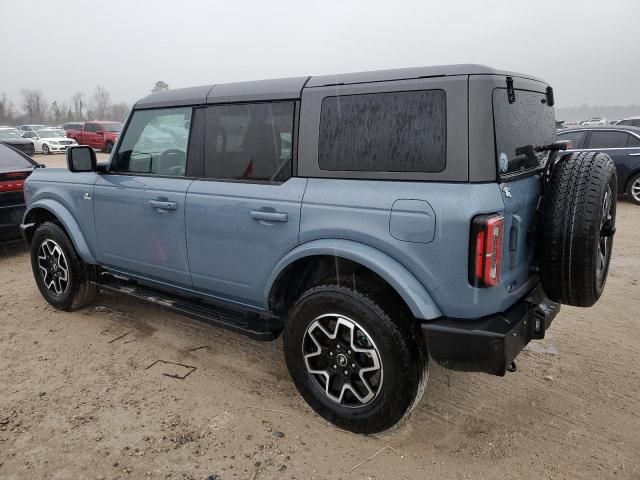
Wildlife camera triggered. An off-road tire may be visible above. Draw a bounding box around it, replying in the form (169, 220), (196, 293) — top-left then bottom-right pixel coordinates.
(30, 222), (97, 311)
(626, 172), (640, 205)
(283, 283), (427, 434)
(538, 151), (617, 307)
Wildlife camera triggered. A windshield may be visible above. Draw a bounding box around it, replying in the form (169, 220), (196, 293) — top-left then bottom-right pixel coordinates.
(0, 129), (22, 139)
(102, 123), (122, 132)
(37, 129), (65, 139)
(493, 88), (556, 176)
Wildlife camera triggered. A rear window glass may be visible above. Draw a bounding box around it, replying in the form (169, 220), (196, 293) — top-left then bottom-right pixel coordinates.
(0, 144), (33, 171)
(319, 90), (446, 172)
(558, 130), (587, 148)
(493, 89), (556, 176)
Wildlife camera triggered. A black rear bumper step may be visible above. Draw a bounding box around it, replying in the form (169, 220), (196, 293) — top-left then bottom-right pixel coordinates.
(421, 285), (560, 376)
(96, 276), (280, 341)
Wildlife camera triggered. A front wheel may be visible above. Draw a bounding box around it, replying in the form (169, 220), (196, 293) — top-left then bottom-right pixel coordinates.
(30, 222), (97, 311)
(283, 284), (427, 434)
(626, 172), (640, 205)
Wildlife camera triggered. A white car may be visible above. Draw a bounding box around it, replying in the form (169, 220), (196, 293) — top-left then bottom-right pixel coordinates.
(21, 129), (78, 154)
(580, 117), (607, 126)
(614, 116), (640, 127)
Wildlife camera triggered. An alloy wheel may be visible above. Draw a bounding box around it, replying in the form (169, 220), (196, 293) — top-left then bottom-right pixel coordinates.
(302, 313), (383, 407)
(597, 185), (614, 286)
(37, 239), (69, 296)
(632, 177), (640, 204)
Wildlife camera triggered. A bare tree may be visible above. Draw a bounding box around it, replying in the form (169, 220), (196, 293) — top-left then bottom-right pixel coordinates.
(21, 89), (47, 123)
(50, 101), (63, 124)
(0, 93), (16, 124)
(151, 81), (169, 93)
(108, 102), (130, 122)
(71, 92), (85, 120)
(92, 85), (111, 119)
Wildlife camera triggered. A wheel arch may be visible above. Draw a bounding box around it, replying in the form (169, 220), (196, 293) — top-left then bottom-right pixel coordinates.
(23, 200), (96, 264)
(624, 168), (640, 192)
(266, 239), (442, 321)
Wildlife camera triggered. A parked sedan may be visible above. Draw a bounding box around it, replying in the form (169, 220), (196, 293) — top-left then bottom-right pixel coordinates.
(21, 129), (78, 154)
(0, 143), (41, 241)
(580, 117), (607, 127)
(557, 126), (640, 204)
(615, 116), (640, 127)
(0, 128), (35, 156)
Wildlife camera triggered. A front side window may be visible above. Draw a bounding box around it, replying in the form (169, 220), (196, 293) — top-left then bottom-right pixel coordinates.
(204, 102), (294, 182)
(587, 131), (628, 149)
(112, 107), (192, 176)
(319, 90), (446, 172)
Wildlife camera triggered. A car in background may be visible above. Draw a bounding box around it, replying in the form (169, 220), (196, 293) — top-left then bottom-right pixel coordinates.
(580, 117), (608, 127)
(66, 121), (122, 152)
(557, 126), (640, 205)
(21, 129), (78, 154)
(0, 128), (35, 156)
(17, 124), (48, 134)
(614, 116), (640, 127)
(0, 143), (41, 241)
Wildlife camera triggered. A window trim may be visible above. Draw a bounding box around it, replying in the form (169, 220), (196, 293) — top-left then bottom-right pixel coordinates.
(200, 99), (298, 185)
(107, 105), (196, 179)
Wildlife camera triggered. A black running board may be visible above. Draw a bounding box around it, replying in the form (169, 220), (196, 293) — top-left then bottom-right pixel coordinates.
(95, 276), (280, 341)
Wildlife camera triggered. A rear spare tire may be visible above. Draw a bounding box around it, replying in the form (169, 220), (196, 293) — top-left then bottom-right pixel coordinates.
(538, 151), (617, 307)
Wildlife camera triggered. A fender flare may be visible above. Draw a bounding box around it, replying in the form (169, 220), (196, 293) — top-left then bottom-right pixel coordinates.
(23, 198), (96, 264)
(265, 239), (442, 320)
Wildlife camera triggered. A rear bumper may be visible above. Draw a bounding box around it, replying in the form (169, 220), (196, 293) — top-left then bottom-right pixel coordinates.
(421, 285), (560, 376)
(0, 204), (26, 241)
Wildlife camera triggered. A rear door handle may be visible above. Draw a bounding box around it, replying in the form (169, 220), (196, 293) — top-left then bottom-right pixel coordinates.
(149, 200), (177, 211)
(250, 210), (288, 223)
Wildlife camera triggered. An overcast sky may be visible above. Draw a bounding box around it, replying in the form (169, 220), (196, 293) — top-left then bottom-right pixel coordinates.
(1, 0), (638, 109)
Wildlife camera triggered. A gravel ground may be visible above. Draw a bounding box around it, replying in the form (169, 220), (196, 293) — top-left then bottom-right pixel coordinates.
(1, 156), (639, 479)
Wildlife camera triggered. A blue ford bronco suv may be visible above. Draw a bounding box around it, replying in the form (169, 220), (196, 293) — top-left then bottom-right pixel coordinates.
(21, 65), (617, 433)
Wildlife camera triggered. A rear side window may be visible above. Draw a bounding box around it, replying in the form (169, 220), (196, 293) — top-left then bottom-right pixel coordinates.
(85, 123), (96, 132)
(627, 134), (640, 147)
(318, 90), (446, 172)
(558, 130), (587, 148)
(204, 101), (294, 182)
(493, 89), (556, 176)
(0, 144), (33, 171)
(586, 131), (628, 149)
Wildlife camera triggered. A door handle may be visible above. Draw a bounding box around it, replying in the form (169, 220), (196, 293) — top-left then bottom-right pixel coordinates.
(149, 200), (177, 211)
(628, 152), (640, 156)
(250, 210), (288, 223)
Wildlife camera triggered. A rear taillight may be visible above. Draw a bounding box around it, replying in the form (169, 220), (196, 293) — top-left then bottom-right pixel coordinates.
(470, 214), (504, 287)
(0, 172), (28, 192)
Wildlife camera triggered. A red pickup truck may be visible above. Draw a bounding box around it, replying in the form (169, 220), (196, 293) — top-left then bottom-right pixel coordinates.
(66, 121), (122, 153)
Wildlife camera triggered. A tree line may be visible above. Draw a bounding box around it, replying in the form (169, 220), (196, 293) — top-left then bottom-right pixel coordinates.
(0, 85), (130, 126)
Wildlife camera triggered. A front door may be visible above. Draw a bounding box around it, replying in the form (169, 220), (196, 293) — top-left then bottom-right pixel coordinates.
(185, 101), (304, 308)
(94, 106), (195, 286)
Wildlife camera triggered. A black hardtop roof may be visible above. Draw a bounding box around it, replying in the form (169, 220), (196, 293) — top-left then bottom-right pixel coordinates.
(134, 64), (544, 109)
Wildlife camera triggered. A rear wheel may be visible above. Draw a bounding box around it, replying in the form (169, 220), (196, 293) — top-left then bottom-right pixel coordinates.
(283, 283), (426, 434)
(538, 151), (617, 306)
(30, 222), (97, 311)
(626, 172), (640, 205)
(105, 141), (114, 153)
(42, 144), (50, 155)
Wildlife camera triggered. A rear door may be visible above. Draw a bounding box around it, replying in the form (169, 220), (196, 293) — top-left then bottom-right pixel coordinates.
(185, 101), (305, 308)
(583, 129), (640, 193)
(93, 107), (195, 286)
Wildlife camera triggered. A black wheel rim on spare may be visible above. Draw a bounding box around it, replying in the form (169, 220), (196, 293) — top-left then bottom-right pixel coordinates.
(37, 239), (69, 296)
(597, 185), (614, 288)
(301, 313), (383, 408)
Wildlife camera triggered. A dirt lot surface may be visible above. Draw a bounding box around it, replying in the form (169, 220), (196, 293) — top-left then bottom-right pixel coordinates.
(1, 155), (639, 479)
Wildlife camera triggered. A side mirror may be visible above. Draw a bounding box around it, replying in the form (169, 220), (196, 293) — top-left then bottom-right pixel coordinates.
(67, 145), (97, 172)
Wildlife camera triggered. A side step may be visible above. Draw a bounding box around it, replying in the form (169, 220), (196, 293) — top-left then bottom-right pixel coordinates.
(95, 276), (280, 341)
